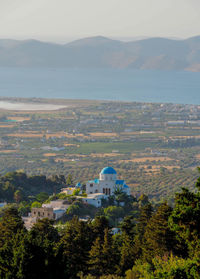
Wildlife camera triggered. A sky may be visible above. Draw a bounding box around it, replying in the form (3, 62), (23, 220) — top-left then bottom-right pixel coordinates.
(0, 0), (200, 43)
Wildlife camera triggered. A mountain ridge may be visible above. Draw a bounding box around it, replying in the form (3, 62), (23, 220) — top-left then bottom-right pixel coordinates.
(0, 36), (200, 71)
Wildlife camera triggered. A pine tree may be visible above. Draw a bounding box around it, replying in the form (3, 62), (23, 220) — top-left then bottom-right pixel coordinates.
(66, 174), (73, 186)
(92, 216), (110, 242)
(101, 229), (116, 275)
(133, 203), (153, 259)
(119, 234), (136, 275)
(121, 216), (135, 238)
(12, 218), (60, 279)
(89, 229), (116, 276)
(169, 187), (200, 256)
(56, 217), (93, 278)
(142, 202), (177, 262)
(0, 206), (25, 246)
(119, 216), (136, 275)
(88, 237), (104, 276)
(0, 226), (26, 278)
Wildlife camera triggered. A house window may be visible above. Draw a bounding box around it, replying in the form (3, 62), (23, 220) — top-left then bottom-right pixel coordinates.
(90, 184), (93, 187)
(103, 188), (105, 194)
(109, 189), (111, 195)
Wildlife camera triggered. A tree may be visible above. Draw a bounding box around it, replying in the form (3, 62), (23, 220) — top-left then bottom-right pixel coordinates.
(0, 207), (25, 278)
(14, 189), (23, 203)
(56, 217), (93, 278)
(92, 216), (110, 242)
(36, 192), (49, 203)
(142, 202), (177, 262)
(73, 188), (81, 196)
(13, 219), (60, 279)
(121, 216), (135, 238)
(101, 229), (116, 274)
(89, 229), (116, 276)
(66, 174), (73, 186)
(119, 216), (136, 275)
(0, 206), (25, 246)
(58, 175), (66, 185)
(169, 187), (200, 256)
(128, 255), (200, 279)
(67, 204), (80, 215)
(138, 194), (149, 208)
(2, 181), (14, 201)
(104, 206), (124, 226)
(18, 201), (31, 216)
(31, 201), (42, 209)
(88, 237), (104, 276)
(133, 203), (153, 259)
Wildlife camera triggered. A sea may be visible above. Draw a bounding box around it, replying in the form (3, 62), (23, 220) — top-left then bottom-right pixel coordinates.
(0, 67), (200, 105)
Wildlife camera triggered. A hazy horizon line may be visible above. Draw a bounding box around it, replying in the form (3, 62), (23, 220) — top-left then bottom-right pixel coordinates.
(0, 34), (198, 45)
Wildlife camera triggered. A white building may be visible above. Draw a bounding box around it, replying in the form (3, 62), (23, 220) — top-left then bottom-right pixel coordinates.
(61, 183), (82, 195)
(60, 187), (75, 195)
(86, 167), (130, 196)
(77, 193), (107, 208)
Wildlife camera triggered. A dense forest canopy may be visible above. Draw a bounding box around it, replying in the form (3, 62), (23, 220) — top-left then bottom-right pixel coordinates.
(1, 172), (200, 278)
(0, 171), (66, 202)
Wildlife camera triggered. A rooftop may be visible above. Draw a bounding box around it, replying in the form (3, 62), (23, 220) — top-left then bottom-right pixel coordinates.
(116, 180), (124, 185)
(77, 193), (106, 199)
(88, 179), (99, 184)
(100, 167), (117, 175)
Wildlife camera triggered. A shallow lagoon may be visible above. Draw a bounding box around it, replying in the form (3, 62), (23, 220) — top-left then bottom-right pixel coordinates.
(0, 101), (66, 111)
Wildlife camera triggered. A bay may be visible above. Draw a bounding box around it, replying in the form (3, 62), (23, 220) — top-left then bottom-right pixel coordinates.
(0, 67), (199, 105)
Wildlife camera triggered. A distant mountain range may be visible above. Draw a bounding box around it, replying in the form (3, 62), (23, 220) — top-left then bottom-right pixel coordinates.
(0, 36), (200, 71)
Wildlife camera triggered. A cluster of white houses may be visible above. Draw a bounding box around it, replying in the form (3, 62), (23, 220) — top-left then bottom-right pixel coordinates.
(24, 167), (131, 228)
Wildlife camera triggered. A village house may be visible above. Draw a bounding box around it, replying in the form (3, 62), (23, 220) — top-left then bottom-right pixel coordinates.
(31, 207), (55, 220)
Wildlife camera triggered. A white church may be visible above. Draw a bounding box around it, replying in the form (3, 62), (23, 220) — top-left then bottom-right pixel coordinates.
(86, 167), (130, 196)
(62, 167), (131, 207)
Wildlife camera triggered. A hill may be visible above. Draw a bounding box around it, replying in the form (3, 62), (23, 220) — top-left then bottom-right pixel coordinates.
(0, 35), (200, 71)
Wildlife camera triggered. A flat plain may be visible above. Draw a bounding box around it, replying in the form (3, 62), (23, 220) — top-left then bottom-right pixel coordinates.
(1, 97), (200, 203)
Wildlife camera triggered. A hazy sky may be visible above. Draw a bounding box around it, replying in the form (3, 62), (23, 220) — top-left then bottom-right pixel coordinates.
(0, 0), (200, 42)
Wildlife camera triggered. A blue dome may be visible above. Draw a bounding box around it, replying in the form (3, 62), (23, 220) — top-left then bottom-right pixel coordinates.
(101, 167), (117, 175)
(76, 182), (81, 187)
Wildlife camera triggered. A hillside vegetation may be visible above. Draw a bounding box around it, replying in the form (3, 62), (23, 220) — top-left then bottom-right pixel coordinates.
(1, 175), (200, 278)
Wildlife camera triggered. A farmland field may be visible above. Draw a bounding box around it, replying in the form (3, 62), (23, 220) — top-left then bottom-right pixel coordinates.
(1, 97), (200, 203)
